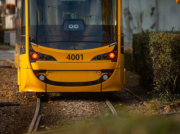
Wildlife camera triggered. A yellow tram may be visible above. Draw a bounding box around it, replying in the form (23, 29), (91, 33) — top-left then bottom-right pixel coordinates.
(15, 0), (125, 93)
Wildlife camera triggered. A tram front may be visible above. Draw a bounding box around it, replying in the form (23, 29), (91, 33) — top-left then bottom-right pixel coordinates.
(19, 0), (125, 93)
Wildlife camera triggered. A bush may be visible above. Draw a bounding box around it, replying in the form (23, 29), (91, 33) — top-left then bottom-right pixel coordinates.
(133, 32), (153, 86)
(149, 31), (180, 98)
(133, 31), (180, 98)
(124, 49), (133, 72)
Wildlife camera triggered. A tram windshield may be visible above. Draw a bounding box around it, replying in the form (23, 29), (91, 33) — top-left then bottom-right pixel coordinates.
(29, 0), (118, 50)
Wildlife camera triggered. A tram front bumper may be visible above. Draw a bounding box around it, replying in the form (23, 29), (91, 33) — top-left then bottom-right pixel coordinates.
(19, 68), (124, 93)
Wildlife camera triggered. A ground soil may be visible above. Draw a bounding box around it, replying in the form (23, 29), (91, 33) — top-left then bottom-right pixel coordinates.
(0, 60), (180, 134)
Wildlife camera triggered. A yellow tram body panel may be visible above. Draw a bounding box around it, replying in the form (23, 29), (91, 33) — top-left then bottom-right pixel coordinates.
(31, 45), (115, 63)
(47, 83), (101, 92)
(19, 68), (45, 92)
(102, 68), (124, 92)
(15, 0), (125, 93)
(46, 71), (101, 82)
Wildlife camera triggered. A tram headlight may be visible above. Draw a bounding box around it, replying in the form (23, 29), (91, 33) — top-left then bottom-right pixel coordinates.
(103, 74), (109, 81)
(30, 51), (57, 62)
(108, 52), (116, 60)
(31, 53), (39, 60)
(39, 75), (45, 81)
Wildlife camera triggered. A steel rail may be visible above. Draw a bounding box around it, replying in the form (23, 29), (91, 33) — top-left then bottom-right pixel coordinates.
(27, 98), (41, 134)
(124, 88), (151, 108)
(32, 115), (42, 133)
(0, 66), (12, 68)
(105, 99), (119, 119)
(124, 88), (144, 102)
(0, 101), (19, 107)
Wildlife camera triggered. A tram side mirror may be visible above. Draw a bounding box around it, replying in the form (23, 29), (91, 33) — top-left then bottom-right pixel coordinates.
(63, 19), (85, 31)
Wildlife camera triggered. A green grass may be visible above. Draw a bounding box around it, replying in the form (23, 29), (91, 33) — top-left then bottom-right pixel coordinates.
(0, 42), (4, 45)
(0, 42), (15, 50)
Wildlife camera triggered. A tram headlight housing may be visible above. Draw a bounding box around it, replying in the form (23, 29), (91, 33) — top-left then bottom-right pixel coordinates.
(30, 51), (56, 62)
(39, 75), (45, 81)
(91, 44), (117, 61)
(103, 75), (109, 81)
(91, 51), (117, 61)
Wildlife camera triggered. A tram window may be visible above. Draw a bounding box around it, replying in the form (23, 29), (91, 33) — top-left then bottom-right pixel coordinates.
(29, 0), (118, 50)
(29, 0), (117, 26)
(16, 0), (21, 45)
(21, 0), (25, 28)
(20, 0), (26, 54)
(21, 0), (25, 44)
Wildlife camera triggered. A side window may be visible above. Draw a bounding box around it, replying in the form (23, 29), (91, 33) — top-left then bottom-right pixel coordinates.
(121, 2), (124, 54)
(20, 0), (26, 54)
(21, 0), (25, 34)
(16, 0), (21, 45)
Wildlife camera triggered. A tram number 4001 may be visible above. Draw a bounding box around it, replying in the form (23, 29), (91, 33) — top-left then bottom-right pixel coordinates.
(67, 54), (83, 60)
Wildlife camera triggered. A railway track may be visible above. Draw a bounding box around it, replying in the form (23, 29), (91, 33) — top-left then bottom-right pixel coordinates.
(0, 66), (12, 68)
(124, 88), (152, 109)
(25, 89), (180, 134)
(26, 98), (41, 134)
(124, 88), (144, 102)
(25, 94), (120, 134)
(105, 99), (119, 119)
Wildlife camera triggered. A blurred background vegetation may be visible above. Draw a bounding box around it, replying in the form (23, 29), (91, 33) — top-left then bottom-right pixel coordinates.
(47, 114), (180, 134)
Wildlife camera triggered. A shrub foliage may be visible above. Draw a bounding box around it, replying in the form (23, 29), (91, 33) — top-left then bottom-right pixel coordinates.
(124, 49), (133, 72)
(149, 31), (180, 98)
(133, 32), (153, 86)
(133, 31), (180, 98)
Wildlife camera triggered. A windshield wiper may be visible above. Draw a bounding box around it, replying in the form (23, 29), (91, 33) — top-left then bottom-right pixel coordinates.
(31, 42), (38, 47)
(109, 42), (117, 47)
